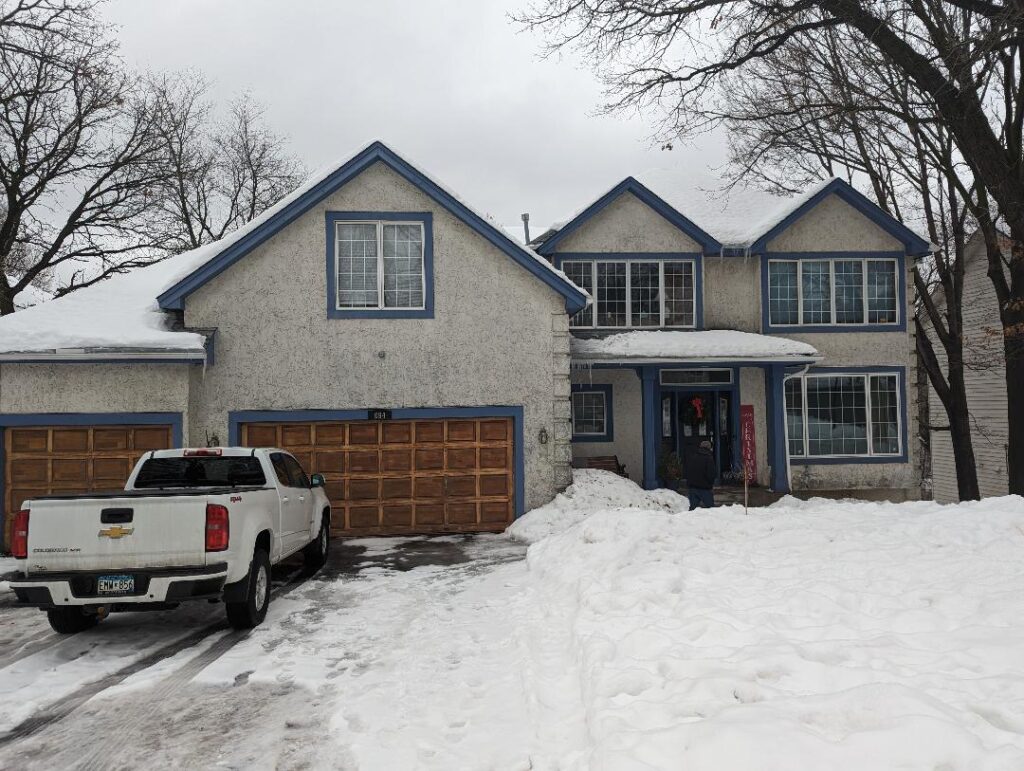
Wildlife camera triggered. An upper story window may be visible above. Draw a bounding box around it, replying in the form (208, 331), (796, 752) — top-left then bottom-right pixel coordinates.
(785, 371), (903, 459)
(562, 258), (696, 329)
(767, 257), (899, 328)
(326, 212), (433, 319)
(336, 221), (425, 310)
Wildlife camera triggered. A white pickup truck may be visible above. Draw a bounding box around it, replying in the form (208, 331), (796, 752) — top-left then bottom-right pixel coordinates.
(5, 447), (331, 634)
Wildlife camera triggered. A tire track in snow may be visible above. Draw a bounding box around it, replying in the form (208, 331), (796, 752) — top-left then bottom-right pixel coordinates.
(0, 564), (308, 750)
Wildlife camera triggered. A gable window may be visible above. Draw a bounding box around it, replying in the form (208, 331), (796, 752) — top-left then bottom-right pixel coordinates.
(767, 258), (899, 328)
(563, 259), (696, 329)
(571, 384), (613, 441)
(785, 371), (902, 459)
(336, 220), (424, 310)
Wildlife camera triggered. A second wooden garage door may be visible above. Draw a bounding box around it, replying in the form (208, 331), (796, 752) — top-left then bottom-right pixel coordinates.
(240, 417), (514, 537)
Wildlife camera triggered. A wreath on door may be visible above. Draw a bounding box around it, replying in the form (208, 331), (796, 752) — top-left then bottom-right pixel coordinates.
(685, 395), (706, 426)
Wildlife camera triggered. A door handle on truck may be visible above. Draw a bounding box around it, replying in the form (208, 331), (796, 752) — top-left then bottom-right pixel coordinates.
(281, 496), (290, 503)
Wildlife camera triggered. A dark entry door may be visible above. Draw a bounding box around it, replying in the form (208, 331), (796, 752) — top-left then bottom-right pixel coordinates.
(678, 392), (715, 481)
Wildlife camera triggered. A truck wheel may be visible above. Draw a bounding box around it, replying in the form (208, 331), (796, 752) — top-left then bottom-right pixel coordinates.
(46, 607), (100, 634)
(303, 514), (330, 574)
(226, 548), (271, 630)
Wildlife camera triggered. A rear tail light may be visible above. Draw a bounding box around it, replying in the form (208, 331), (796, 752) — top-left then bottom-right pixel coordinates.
(185, 448), (223, 457)
(11, 510), (29, 559)
(205, 504), (229, 552)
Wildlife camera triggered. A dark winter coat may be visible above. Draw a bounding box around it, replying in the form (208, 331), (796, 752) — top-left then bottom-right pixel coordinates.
(686, 447), (718, 490)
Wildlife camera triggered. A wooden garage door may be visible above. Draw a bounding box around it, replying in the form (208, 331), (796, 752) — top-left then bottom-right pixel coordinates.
(240, 418), (515, 537)
(3, 424), (174, 548)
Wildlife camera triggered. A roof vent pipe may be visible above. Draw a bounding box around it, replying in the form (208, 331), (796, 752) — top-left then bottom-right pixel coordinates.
(521, 213), (530, 244)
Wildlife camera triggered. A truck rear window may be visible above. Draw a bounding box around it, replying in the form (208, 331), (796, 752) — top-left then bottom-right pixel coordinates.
(133, 457), (267, 489)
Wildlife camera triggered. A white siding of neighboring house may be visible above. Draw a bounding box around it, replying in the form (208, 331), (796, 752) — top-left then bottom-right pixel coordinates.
(925, 236), (1009, 502)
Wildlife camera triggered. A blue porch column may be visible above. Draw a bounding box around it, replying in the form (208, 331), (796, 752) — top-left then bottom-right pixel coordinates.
(640, 366), (659, 489)
(765, 364), (791, 493)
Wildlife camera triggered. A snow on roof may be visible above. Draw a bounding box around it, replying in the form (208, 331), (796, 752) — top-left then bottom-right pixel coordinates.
(9, 277), (51, 311)
(571, 330), (819, 362)
(0, 140), (586, 356)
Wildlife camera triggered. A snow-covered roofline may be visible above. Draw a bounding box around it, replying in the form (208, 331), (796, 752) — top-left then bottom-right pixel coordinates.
(570, 330), (821, 364)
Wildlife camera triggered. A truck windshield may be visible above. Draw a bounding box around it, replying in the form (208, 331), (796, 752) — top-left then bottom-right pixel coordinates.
(133, 456), (267, 489)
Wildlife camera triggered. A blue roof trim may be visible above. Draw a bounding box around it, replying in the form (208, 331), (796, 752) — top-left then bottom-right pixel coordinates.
(749, 178), (932, 256)
(157, 141), (587, 315)
(536, 177), (723, 257)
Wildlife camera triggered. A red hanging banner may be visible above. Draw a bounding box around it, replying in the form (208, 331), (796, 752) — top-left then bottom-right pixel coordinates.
(740, 404), (757, 484)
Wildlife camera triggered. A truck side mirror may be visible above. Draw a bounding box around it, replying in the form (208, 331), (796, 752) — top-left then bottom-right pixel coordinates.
(310, 473), (326, 488)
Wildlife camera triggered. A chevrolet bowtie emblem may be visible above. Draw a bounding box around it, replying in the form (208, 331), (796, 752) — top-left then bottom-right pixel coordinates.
(98, 525), (134, 539)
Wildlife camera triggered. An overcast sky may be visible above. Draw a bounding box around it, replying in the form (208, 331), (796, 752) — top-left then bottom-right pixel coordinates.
(104, 0), (727, 231)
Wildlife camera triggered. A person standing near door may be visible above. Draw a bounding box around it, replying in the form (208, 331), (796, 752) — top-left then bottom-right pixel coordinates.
(687, 440), (717, 510)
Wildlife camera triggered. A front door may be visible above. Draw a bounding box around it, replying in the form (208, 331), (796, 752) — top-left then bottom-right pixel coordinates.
(678, 392), (715, 482)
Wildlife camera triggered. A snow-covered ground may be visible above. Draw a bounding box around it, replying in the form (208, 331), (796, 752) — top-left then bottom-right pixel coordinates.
(2, 473), (1024, 769)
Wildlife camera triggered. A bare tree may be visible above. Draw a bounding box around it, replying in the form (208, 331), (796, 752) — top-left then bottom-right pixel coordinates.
(150, 73), (304, 253)
(518, 0), (1024, 495)
(0, 0), (171, 313)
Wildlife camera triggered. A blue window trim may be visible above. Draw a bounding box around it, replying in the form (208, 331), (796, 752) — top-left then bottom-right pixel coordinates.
(325, 212), (434, 319)
(786, 365), (909, 465)
(571, 384), (614, 442)
(761, 252), (907, 333)
(0, 412), (184, 536)
(748, 179), (932, 257)
(157, 141), (587, 316)
(554, 252), (704, 330)
(228, 406), (526, 517)
(536, 178), (722, 256)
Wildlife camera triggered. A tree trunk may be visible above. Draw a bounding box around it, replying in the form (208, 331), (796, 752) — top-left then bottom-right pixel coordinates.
(1004, 305), (1024, 495)
(946, 365), (981, 501)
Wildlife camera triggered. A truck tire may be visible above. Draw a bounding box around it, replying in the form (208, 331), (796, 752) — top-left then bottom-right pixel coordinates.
(47, 607), (100, 634)
(226, 548), (271, 630)
(303, 513), (330, 574)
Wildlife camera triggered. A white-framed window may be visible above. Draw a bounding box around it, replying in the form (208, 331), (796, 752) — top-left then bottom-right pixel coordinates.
(767, 258), (899, 327)
(336, 220), (425, 310)
(562, 259), (696, 329)
(571, 389), (608, 438)
(785, 372), (902, 458)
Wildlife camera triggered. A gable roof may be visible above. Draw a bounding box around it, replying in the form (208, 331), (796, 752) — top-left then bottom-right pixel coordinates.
(535, 177), (723, 256)
(159, 140), (588, 314)
(537, 174), (933, 257)
(746, 178), (933, 256)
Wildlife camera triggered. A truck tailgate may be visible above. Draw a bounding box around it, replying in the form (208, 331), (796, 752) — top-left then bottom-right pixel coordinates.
(24, 495), (210, 573)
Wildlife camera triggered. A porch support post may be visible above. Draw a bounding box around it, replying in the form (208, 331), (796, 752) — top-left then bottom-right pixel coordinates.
(640, 365), (659, 490)
(766, 364), (791, 493)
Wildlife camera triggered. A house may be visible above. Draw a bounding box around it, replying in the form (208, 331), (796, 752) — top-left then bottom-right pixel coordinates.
(923, 233), (1009, 501)
(537, 172), (930, 499)
(0, 141), (929, 545)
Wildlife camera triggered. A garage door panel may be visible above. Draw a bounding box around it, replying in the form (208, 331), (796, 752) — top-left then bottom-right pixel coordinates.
(5, 423), (175, 548)
(415, 448), (444, 470)
(381, 450), (411, 472)
(245, 424), (278, 447)
(52, 429), (89, 452)
(10, 429), (48, 454)
(281, 424), (312, 448)
(289, 450), (314, 473)
(382, 422), (412, 444)
(240, 416), (514, 537)
(93, 428), (129, 451)
(52, 458), (89, 483)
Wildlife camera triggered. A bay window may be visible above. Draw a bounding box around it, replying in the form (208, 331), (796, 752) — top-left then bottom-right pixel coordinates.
(563, 259), (696, 329)
(767, 258), (899, 327)
(785, 371), (902, 458)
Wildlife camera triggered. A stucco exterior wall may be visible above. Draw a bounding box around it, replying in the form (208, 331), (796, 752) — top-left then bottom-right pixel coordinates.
(0, 364), (191, 438)
(570, 368), (644, 483)
(766, 194), (902, 253)
(704, 256), (760, 332)
(554, 191), (702, 254)
(182, 160), (571, 511)
(738, 367), (771, 487)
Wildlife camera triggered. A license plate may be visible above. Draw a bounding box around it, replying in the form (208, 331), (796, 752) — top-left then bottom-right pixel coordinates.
(97, 574), (135, 595)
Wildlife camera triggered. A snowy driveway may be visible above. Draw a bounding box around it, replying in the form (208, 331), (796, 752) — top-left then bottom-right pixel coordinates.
(0, 535), (542, 770)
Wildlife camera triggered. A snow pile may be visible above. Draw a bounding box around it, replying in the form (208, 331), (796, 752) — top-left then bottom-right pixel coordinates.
(570, 329), (819, 361)
(519, 475), (1024, 769)
(507, 469), (687, 543)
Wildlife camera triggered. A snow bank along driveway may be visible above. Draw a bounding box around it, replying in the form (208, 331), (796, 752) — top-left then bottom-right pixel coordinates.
(1, 473), (1024, 769)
